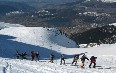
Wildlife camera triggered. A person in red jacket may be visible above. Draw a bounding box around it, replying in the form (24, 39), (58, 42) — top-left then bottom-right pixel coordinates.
(23, 52), (27, 59)
(89, 56), (97, 68)
(31, 51), (35, 61)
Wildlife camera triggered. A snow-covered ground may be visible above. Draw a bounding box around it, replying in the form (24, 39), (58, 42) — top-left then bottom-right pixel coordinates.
(0, 44), (116, 73)
(0, 27), (116, 73)
(0, 54), (116, 73)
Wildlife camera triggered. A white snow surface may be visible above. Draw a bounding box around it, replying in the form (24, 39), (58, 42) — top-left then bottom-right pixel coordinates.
(0, 27), (116, 73)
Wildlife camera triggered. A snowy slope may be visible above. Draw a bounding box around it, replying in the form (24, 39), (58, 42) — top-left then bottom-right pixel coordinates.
(0, 44), (116, 73)
(0, 22), (24, 29)
(0, 27), (116, 73)
(0, 27), (77, 48)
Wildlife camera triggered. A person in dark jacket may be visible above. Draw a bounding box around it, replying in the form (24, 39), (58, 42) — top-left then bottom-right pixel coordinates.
(80, 54), (89, 68)
(16, 51), (20, 59)
(72, 55), (79, 65)
(35, 52), (39, 61)
(61, 54), (65, 65)
(21, 53), (24, 59)
(89, 56), (97, 68)
(50, 54), (55, 63)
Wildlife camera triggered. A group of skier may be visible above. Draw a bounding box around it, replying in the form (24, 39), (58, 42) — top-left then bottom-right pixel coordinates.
(50, 53), (97, 68)
(16, 51), (39, 61)
(71, 54), (97, 68)
(16, 51), (97, 68)
(30, 51), (39, 61)
(16, 51), (27, 59)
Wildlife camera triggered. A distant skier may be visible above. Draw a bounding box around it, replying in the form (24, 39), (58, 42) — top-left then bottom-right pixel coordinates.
(60, 54), (65, 65)
(89, 56), (97, 68)
(80, 54), (89, 68)
(21, 53), (24, 59)
(35, 52), (39, 61)
(21, 52), (27, 59)
(72, 55), (79, 65)
(16, 51), (20, 59)
(49, 54), (55, 63)
(31, 51), (35, 61)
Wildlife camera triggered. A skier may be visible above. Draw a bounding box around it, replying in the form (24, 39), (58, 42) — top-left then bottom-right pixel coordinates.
(72, 55), (79, 65)
(21, 53), (24, 59)
(60, 54), (65, 65)
(49, 54), (55, 63)
(23, 52), (27, 59)
(35, 52), (39, 61)
(16, 51), (20, 59)
(89, 56), (97, 68)
(31, 51), (35, 61)
(80, 54), (89, 68)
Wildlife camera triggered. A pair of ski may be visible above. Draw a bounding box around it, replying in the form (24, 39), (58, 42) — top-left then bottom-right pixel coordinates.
(96, 66), (114, 69)
(71, 65), (112, 69)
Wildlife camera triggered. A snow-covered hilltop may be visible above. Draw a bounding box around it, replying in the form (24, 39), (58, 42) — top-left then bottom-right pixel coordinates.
(0, 27), (77, 48)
